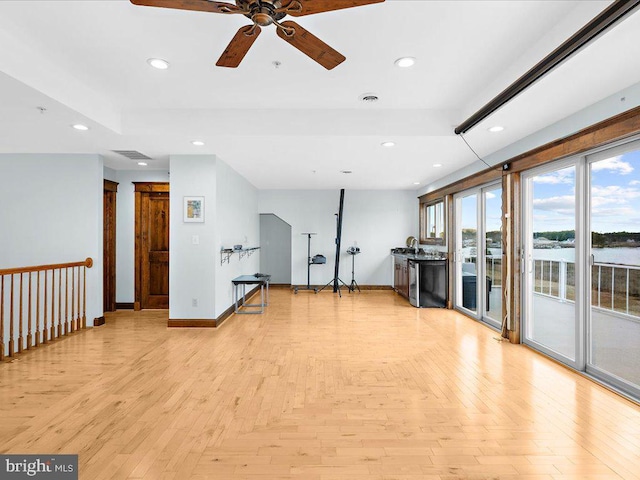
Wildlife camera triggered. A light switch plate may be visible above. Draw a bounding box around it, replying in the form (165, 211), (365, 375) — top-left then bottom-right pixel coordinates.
(192, 235), (199, 245)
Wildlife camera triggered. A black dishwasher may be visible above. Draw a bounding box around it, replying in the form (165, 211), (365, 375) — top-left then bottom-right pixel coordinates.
(411, 260), (447, 308)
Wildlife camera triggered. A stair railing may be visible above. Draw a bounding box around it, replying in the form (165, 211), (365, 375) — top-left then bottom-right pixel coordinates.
(0, 257), (93, 360)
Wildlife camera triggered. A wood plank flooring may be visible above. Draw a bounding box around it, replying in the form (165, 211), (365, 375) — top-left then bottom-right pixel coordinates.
(1, 289), (639, 479)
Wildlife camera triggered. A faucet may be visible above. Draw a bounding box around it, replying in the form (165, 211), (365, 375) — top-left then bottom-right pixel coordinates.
(411, 237), (419, 254)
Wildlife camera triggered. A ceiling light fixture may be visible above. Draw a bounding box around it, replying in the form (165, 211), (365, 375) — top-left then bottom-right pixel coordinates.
(381, 141), (395, 147)
(138, 162), (148, 166)
(394, 57), (415, 68)
(191, 140), (205, 146)
(147, 58), (170, 70)
(413, 182), (421, 185)
(72, 124), (89, 131)
(488, 125), (505, 133)
(433, 163), (442, 168)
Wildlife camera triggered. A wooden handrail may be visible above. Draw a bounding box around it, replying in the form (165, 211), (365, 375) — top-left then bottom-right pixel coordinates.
(1, 257), (93, 361)
(0, 257), (93, 276)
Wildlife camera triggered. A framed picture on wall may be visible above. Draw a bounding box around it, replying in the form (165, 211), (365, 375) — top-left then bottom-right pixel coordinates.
(184, 196), (204, 223)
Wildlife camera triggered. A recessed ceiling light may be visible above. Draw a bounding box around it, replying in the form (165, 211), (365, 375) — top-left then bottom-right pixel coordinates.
(72, 124), (89, 131)
(433, 163), (443, 168)
(191, 140), (205, 146)
(413, 182), (421, 185)
(137, 162), (148, 166)
(381, 141), (395, 147)
(488, 125), (504, 133)
(147, 58), (170, 70)
(394, 57), (416, 68)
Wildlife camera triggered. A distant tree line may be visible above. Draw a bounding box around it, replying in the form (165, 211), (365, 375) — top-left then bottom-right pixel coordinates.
(486, 231), (502, 243)
(463, 229), (640, 247)
(592, 231), (640, 247)
(533, 230), (575, 241)
(462, 228), (640, 247)
(532, 230), (640, 247)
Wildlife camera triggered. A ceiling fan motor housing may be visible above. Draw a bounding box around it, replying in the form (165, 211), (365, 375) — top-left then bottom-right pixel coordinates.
(240, 0), (286, 26)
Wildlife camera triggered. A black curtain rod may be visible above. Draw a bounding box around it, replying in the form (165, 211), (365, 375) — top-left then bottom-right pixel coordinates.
(454, 0), (640, 135)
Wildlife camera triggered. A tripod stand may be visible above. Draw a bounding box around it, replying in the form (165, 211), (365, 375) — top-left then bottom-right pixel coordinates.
(294, 233), (321, 293)
(347, 249), (361, 293)
(319, 271), (350, 297)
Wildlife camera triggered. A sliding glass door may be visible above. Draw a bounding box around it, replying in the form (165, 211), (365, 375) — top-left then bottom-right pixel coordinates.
(455, 192), (478, 316)
(483, 185), (502, 328)
(522, 161), (581, 366)
(454, 183), (502, 328)
(522, 138), (640, 398)
(587, 143), (640, 397)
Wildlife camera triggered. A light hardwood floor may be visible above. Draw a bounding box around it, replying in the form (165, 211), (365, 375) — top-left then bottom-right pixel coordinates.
(1, 289), (639, 479)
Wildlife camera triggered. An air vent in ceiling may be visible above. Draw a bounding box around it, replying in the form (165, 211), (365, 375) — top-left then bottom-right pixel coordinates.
(112, 150), (151, 160)
(359, 93), (379, 103)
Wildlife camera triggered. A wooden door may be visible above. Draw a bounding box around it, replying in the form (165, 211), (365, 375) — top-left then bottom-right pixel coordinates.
(103, 180), (118, 312)
(134, 183), (170, 310)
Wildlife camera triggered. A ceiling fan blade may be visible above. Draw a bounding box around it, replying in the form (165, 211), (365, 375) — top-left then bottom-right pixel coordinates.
(283, 0), (384, 16)
(216, 25), (262, 68)
(276, 21), (345, 70)
(130, 0), (243, 14)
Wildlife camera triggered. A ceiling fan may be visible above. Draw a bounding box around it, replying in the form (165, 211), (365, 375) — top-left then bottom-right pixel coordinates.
(130, 0), (385, 69)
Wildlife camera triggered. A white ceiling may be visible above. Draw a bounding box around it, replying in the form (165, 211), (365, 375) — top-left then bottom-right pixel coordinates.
(1, 0), (639, 190)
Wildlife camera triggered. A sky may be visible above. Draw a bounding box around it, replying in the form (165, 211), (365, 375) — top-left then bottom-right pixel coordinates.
(460, 186), (502, 232)
(457, 144), (640, 242)
(533, 148), (640, 233)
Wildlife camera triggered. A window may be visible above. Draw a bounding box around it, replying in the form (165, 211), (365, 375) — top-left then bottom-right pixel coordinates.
(420, 200), (445, 245)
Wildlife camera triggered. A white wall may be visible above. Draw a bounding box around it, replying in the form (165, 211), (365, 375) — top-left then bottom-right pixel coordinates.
(0, 154), (104, 326)
(214, 159), (259, 318)
(104, 166), (117, 182)
(169, 155), (217, 319)
(169, 155), (259, 319)
(113, 169), (170, 303)
(258, 190), (417, 286)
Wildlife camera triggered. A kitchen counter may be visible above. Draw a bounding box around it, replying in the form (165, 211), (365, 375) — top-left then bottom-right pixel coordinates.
(391, 252), (447, 262)
(392, 251), (448, 307)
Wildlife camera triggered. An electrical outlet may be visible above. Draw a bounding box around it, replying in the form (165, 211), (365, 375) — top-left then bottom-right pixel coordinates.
(192, 298), (198, 307)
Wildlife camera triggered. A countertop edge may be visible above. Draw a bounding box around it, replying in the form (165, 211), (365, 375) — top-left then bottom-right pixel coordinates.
(391, 253), (447, 261)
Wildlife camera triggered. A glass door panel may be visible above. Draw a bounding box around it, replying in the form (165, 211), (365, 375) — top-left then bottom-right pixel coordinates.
(483, 186), (502, 327)
(523, 164), (577, 362)
(456, 193), (478, 314)
(588, 146), (640, 395)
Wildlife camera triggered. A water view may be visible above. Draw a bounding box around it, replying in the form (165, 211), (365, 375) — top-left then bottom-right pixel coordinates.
(532, 246), (640, 265)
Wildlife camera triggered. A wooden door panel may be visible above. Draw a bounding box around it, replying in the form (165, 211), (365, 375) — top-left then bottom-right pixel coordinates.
(103, 189), (115, 311)
(103, 180), (118, 312)
(136, 186), (170, 310)
(144, 194), (169, 308)
(149, 264), (170, 295)
(149, 197), (169, 251)
(148, 252), (169, 263)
